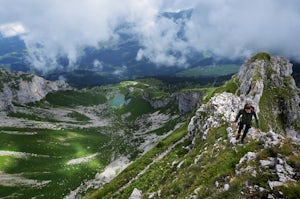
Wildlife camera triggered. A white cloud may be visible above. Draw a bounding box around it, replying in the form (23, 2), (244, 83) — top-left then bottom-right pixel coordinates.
(0, 0), (300, 72)
(184, 0), (300, 60)
(135, 16), (190, 67)
(113, 65), (127, 76)
(0, 22), (26, 37)
(58, 75), (67, 82)
(93, 60), (103, 70)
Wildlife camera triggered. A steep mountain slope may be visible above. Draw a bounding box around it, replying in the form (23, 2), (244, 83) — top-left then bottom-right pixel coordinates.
(86, 53), (300, 199)
(0, 71), (207, 198)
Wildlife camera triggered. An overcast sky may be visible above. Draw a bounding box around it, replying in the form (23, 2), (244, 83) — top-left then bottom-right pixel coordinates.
(1, 0), (300, 71)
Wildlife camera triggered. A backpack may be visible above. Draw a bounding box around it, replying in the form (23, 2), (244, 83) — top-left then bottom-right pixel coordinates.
(250, 106), (255, 113)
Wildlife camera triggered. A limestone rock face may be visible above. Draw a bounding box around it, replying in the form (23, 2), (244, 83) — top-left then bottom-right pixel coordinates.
(145, 96), (173, 109)
(176, 91), (203, 113)
(0, 69), (70, 111)
(238, 54), (300, 137)
(188, 53), (300, 146)
(16, 75), (68, 104)
(186, 54), (300, 196)
(144, 91), (203, 113)
(188, 92), (240, 146)
(238, 58), (265, 110)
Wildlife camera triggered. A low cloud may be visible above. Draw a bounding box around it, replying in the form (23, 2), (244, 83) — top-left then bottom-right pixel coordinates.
(185, 0), (300, 60)
(93, 60), (103, 70)
(0, 0), (300, 72)
(113, 65), (127, 76)
(0, 22), (26, 37)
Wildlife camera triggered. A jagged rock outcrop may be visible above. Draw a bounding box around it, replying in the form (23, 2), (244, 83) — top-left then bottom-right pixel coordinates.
(188, 53), (300, 143)
(0, 69), (70, 112)
(188, 92), (240, 148)
(186, 53), (300, 198)
(129, 188), (142, 199)
(238, 53), (300, 137)
(143, 92), (173, 109)
(144, 91), (203, 113)
(176, 91), (202, 113)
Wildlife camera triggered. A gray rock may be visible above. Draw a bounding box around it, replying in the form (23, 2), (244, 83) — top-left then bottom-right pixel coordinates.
(129, 188), (142, 199)
(239, 152), (257, 164)
(268, 181), (283, 190)
(187, 92), (240, 144)
(176, 91), (203, 113)
(267, 193), (275, 199)
(215, 181), (219, 188)
(260, 158), (275, 169)
(223, 184), (230, 191)
(148, 97), (173, 109)
(238, 55), (300, 137)
(0, 69), (70, 111)
(143, 91), (203, 113)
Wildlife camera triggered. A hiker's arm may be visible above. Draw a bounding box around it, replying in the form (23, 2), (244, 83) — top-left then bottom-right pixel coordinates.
(254, 112), (259, 128)
(235, 110), (242, 122)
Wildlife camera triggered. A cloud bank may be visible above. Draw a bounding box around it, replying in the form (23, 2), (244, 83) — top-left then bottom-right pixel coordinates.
(0, 0), (300, 72)
(0, 22), (26, 37)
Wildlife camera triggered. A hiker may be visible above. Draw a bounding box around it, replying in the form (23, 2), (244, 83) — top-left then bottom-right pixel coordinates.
(234, 102), (259, 143)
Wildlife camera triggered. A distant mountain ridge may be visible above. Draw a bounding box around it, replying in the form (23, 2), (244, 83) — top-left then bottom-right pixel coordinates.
(0, 9), (244, 86)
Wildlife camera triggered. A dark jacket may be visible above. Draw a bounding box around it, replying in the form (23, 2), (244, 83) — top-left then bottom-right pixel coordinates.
(235, 107), (259, 127)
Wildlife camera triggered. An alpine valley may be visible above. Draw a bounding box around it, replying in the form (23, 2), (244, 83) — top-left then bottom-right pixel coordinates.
(0, 52), (299, 199)
(0, 67), (204, 198)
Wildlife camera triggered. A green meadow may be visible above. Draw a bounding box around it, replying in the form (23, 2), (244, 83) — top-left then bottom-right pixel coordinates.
(0, 79), (187, 198)
(0, 127), (136, 198)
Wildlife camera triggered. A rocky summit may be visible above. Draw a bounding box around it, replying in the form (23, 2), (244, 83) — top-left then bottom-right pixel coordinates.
(88, 53), (300, 199)
(237, 53), (300, 137)
(187, 53), (300, 198)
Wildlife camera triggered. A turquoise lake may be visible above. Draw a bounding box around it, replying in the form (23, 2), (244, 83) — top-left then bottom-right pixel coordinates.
(109, 94), (125, 107)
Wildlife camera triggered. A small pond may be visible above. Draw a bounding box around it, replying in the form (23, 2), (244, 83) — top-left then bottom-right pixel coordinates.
(109, 94), (125, 107)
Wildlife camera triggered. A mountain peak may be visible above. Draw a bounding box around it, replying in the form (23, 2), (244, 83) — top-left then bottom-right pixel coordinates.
(191, 52), (300, 140)
(237, 52), (300, 137)
(185, 53), (300, 197)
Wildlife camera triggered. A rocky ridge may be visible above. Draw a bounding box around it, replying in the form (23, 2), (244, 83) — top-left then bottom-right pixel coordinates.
(187, 53), (300, 198)
(82, 53), (300, 199)
(143, 91), (203, 113)
(238, 54), (300, 137)
(0, 68), (70, 112)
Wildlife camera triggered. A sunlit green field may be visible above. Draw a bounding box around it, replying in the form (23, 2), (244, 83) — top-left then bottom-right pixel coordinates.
(0, 79), (185, 198)
(0, 127), (135, 198)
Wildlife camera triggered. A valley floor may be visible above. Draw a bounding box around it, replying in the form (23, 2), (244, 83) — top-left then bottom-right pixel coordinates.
(0, 84), (184, 198)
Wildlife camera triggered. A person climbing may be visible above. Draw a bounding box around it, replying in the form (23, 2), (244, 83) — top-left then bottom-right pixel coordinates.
(234, 102), (259, 143)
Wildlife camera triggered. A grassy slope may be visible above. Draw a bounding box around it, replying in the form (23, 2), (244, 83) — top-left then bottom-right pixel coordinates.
(85, 71), (300, 199)
(0, 127), (126, 198)
(84, 124), (189, 199)
(0, 78), (190, 198)
(45, 89), (107, 107)
(84, 77), (240, 198)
